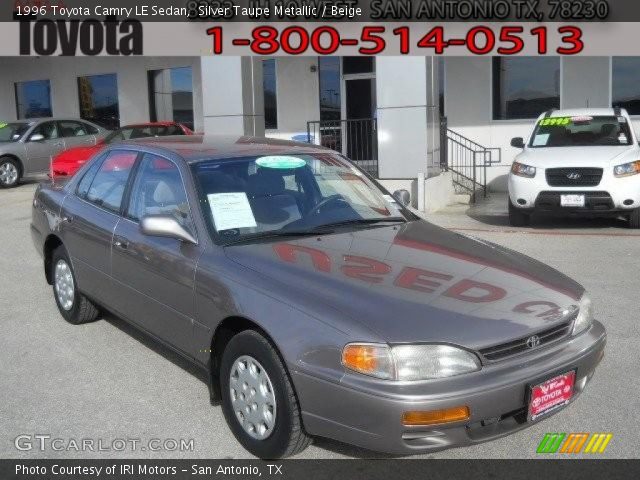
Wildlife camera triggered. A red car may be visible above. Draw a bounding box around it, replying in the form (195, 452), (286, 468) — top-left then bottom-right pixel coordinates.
(50, 122), (194, 179)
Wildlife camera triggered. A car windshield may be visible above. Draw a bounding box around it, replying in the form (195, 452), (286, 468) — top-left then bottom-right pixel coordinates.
(192, 153), (408, 244)
(104, 125), (184, 144)
(529, 115), (633, 148)
(0, 122), (30, 142)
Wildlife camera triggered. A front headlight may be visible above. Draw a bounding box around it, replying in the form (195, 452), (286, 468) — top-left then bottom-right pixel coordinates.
(511, 162), (536, 178)
(342, 343), (481, 381)
(572, 294), (593, 335)
(613, 160), (640, 177)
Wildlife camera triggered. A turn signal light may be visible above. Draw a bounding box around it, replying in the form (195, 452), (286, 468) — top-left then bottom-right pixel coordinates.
(341, 343), (393, 379)
(402, 406), (470, 426)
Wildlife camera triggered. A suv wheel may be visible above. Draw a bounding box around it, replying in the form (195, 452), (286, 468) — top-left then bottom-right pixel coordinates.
(508, 200), (530, 227)
(629, 208), (640, 229)
(0, 157), (20, 188)
(220, 330), (311, 458)
(51, 246), (100, 324)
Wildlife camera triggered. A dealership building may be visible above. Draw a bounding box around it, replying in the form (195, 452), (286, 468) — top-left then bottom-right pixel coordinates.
(1, 55), (639, 210)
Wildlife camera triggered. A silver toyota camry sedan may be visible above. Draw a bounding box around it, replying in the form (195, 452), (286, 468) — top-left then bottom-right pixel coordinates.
(0, 118), (107, 188)
(31, 135), (606, 458)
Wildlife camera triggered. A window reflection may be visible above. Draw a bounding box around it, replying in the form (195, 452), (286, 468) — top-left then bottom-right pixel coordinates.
(78, 73), (120, 130)
(492, 57), (560, 120)
(15, 80), (52, 119)
(148, 67), (194, 131)
(612, 57), (640, 115)
(319, 57), (341, 122)
(263, 59), (278, 129)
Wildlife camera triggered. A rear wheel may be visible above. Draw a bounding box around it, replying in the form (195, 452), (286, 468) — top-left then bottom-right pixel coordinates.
(628, 208), (640, 229)
(0, 157), (20, 188)
(51, 246), (100, 324)
(219, 330), (311, 458)
(508, 200), (530, 227)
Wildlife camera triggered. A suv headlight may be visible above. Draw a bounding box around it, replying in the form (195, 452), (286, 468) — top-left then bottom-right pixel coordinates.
(572, 294), (593, 335)
(511, 162), (536, 178)
(613, 160), (640, 177)
(342, 343), (481, 381)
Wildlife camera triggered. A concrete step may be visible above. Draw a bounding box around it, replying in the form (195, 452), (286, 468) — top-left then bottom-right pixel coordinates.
(452, 193), (471, 204)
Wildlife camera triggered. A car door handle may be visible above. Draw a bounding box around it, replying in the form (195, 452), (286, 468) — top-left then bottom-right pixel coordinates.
(61, 215), (74, 224)
(114, 239), (129, 250)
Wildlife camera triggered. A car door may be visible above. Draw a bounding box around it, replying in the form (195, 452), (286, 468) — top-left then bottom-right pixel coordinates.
(60, 149), (138, 306)
(110, 152), (202, 354)
(22, 121), (66, 174)
(58, 120), (99, 149)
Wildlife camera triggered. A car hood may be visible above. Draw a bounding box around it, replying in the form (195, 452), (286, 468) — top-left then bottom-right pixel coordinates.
(224, 221), (583, 349)
(517, 145), (638, 168)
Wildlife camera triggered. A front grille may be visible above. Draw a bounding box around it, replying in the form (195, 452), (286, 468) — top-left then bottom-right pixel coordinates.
(479, 321), (572, 362)
(535, 191), (614, 210)
(546, 168), (603, 187)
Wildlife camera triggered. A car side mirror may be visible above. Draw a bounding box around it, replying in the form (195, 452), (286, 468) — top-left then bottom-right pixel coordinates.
(510, 137), (525, 148)
(392, 189), (411, 207)
(29, 133), (45, 142)
(140, 215), (197, 244)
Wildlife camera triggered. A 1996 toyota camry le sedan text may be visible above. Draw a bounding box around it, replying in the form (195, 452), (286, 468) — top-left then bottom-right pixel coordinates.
(31, 136), (606, 458)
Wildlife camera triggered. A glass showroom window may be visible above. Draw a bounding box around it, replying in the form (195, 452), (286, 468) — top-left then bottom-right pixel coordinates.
(14, 80), (52, 119)
(492, 57), (560, 120)
(612, 57), (640, 115)
(148, 66), (194, 130)
(77, 73), (120, 130)
(319, 57), (341, 122)
(263, 59), (278, 130)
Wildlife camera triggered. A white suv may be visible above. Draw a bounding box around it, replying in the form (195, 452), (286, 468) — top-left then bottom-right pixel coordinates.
(508, 108), (640, 228)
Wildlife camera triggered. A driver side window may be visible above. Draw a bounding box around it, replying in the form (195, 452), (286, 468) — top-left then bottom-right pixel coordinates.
(126, 153), (193, 230)
(30, 121), (58, 140)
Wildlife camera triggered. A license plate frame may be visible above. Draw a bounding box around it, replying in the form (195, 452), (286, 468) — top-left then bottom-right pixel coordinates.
(560, 194), (585, 207)
(527, 369), (576, 422)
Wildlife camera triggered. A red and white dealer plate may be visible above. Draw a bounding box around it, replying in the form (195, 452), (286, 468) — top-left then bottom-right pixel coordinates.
(529, 370), (576, 421)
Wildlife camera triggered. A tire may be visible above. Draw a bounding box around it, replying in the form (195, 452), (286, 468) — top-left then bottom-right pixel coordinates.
(0, 157), (21, 188)
(629, 208), (640, 229)
(51, 246), (100, 325)
(219, 330), (311, 459)
(508, 200), (530, 227)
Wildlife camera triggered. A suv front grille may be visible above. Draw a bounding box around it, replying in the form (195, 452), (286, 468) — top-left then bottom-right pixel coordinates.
(479, 320), (573, 362)
(546, 168), (603, 187)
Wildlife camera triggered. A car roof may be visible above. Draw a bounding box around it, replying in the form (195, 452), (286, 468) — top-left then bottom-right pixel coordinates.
(546, 108), (623, 117)
(120, 122), (181, 129)
(114, 135), (333, 162)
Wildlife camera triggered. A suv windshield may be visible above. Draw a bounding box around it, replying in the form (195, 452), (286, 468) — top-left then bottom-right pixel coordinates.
(104, 125), (185, 144)
(0, 122), (30, 142)
(192, 153), (408, 244)
(529, 115), (633, 148)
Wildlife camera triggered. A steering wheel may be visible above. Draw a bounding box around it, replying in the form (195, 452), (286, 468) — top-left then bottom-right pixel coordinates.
(309, 194), (348, 216)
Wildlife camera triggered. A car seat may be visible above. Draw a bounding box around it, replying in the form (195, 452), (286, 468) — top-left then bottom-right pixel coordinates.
(247, 168), (302, 230)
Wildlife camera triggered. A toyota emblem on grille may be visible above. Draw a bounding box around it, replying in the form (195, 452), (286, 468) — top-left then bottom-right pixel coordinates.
(526, 335), (541, 349)
(567, 172), (582, 180)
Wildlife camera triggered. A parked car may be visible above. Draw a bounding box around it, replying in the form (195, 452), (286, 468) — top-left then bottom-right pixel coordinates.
(31, 135), (606, 458)
(0, 118), (107, 188)
(50, 121), (194, 179)
(508, 107), (640, 227)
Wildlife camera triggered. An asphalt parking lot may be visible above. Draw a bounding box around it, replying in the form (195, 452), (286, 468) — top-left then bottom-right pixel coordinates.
(1, 182), (638, 459)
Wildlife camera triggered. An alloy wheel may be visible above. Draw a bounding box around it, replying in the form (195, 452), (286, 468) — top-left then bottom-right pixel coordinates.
(0, 161), (18, 186)
(54, 259), (75, 311)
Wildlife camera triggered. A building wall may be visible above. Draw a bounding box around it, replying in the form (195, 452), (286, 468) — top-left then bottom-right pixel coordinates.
(444, 56), (622, 192)
(266, 57), (320, 140)
(0, 57), (204, 132)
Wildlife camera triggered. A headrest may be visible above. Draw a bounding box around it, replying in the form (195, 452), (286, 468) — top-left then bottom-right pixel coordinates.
(247, 168), (285, 197)
(153, 180), (176, 205)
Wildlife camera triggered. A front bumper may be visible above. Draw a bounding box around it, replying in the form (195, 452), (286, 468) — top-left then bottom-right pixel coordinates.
(508, 170), (640, 213)
(292, 321), (606, 455)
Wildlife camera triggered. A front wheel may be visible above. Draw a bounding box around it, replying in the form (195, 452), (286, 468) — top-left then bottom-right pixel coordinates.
(0, 157), (20, 188)
(628, 208), (640, 229)
(219, 330), (311, 458)
(508, 200), (530, 227)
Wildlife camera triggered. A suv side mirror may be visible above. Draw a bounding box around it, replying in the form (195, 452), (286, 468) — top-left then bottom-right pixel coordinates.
(392, 189), (411, 207)
(29, 133), (45, 142)
(140, 215), (197, 244)
(510, 137), (525, 148)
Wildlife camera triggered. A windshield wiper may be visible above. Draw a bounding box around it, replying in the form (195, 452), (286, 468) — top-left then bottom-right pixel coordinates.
(222, 228), (336, 247)
(313, 217), (407, 230)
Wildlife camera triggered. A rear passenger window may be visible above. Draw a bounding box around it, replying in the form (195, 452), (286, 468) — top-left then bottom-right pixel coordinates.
(76, 155), (105, 198)
(85, 150), (137, 213)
